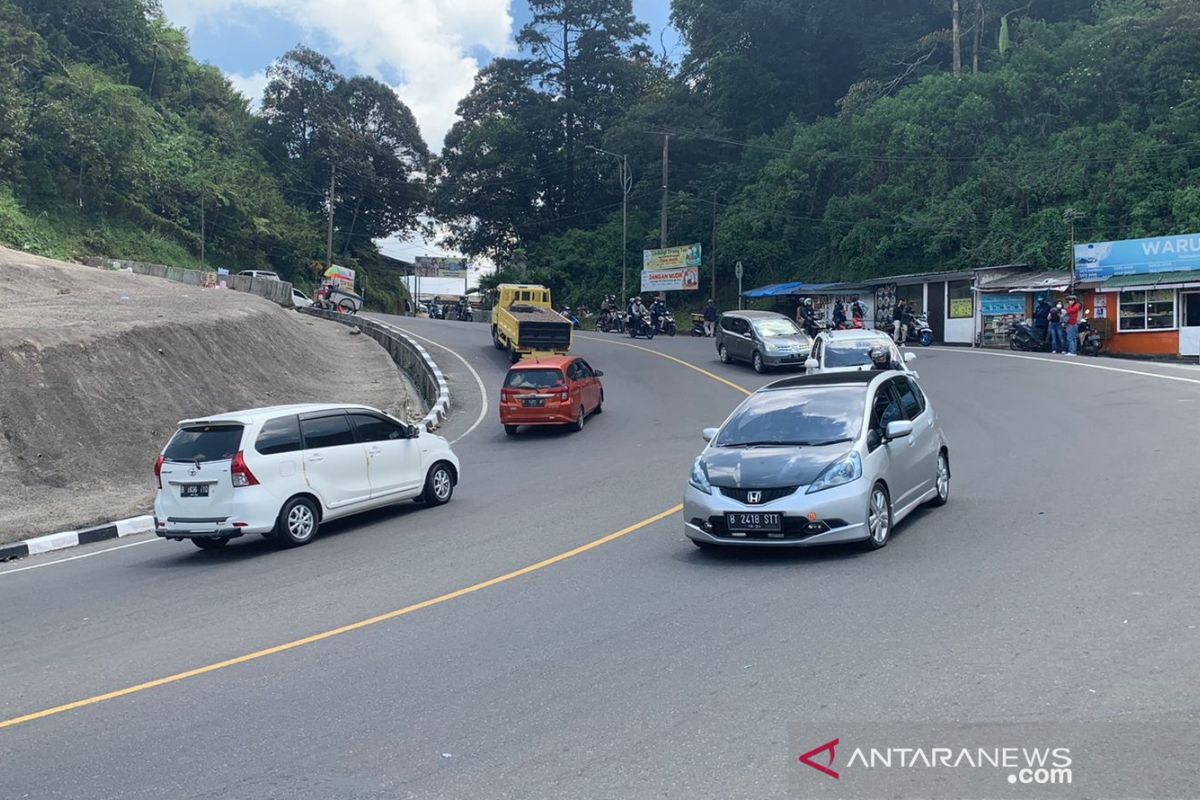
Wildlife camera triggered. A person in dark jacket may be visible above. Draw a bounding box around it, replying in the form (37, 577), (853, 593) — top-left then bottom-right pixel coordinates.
(1033, 298), (1052, 344)
(702, 299), (718, 337)
(832, 300), (847, 329)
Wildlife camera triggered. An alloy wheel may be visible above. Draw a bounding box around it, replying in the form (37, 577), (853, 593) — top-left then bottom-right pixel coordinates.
(868, 487), (890, 546)
(288, 504), (315, 541)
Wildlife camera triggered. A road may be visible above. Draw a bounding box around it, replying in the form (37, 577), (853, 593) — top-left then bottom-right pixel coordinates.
(2, 317), (1198, 799)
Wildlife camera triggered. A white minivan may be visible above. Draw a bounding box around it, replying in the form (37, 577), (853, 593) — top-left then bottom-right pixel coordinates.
(154, 404), (459, 550)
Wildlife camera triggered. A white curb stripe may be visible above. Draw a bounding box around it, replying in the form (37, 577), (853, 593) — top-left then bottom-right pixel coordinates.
(116, 515), (155, 537)
(25, 531), (80, 555)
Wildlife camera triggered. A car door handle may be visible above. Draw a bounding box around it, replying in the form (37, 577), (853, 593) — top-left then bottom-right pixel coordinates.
(367, 446), (382, 456)
(306, 453), (325, 463)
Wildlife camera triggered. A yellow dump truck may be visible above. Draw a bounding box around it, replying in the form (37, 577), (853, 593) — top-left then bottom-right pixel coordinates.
(491, 284), (573, 363)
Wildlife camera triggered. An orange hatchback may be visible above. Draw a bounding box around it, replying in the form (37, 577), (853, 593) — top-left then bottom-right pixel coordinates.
(500, 356), (605, 436)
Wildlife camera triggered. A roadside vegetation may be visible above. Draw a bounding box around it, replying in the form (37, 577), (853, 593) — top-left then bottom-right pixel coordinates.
(2, 1), (1200, 313)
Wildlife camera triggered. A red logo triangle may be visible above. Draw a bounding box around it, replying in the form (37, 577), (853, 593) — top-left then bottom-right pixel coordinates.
(798, 738), (840, 780)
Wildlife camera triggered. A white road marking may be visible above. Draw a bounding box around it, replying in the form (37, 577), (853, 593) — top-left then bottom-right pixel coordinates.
(0, 537), (162, 577)
(925, 347), (1200, 386)
(382, 323), (490, 444)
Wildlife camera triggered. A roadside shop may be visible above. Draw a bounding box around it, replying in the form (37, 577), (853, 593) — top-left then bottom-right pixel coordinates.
(1076, 233), (1200, 357)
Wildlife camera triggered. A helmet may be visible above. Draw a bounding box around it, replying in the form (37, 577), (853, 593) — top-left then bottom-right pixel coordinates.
(804, 298), (814, 307)
(868, 344), (892, 369)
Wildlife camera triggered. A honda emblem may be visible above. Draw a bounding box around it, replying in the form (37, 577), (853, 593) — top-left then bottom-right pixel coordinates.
(747, 490), (762, 504)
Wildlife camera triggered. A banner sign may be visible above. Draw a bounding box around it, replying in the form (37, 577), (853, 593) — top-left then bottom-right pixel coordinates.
(1075, 233), (1200, 280)
(641, 267), (700, 292)
(644, 243), (702, 270)
(415, 256), (467, 278)
(980, 293), (1025, 316)
(949, 297), (974, 319)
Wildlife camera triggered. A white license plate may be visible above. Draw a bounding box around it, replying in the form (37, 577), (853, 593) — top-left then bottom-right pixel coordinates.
(725, 512), (782, 532)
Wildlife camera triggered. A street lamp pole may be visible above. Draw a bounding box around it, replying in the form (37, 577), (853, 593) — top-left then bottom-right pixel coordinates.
(588, 146), (632, 301)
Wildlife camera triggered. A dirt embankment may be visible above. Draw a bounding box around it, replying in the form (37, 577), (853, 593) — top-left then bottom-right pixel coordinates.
(0, 246), (419, 542)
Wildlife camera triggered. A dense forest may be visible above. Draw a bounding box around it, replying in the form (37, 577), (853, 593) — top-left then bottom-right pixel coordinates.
(2, 0), (1200, 310)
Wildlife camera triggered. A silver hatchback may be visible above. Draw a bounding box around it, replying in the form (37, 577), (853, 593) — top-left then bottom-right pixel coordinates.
(684, 371), (950, 550)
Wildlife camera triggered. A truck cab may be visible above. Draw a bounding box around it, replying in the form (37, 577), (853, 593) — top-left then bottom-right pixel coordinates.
(491, 284), (573, 363)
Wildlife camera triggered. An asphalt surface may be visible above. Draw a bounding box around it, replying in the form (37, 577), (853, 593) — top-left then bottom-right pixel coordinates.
(2, 317), (1198, 799)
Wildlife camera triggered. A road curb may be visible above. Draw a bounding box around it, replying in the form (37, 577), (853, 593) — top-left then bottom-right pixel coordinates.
(0, 515), (155, 563)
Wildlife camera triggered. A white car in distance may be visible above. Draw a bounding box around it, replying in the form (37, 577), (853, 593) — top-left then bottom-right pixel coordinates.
(154, 404), (459, 550)
(806, 329), (918, 376)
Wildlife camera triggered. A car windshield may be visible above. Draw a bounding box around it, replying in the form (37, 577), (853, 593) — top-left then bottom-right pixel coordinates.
(504, 369), (564, 389)
(163, 424), (244, 462)
(825, 342), (884, 368)
(753, 318), (802, 338)
(714, 387), (864, 447)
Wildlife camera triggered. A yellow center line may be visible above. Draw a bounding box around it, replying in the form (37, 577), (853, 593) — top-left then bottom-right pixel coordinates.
(1, 505), (682, 731)
(575, 334), (753, 397)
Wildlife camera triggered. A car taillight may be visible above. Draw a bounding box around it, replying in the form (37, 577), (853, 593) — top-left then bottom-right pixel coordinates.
(154, 455), (164, 489)
(501, 388), (516, 401)
(230, 451), (259, 487)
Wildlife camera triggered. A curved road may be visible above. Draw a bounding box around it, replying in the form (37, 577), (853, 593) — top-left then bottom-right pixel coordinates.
(2, 317), (1198, 798)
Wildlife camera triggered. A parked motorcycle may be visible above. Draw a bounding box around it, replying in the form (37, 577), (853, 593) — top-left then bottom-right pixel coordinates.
(654, 310), (677, 337)
(561, 307), (582, 330)
(1009, 320), (1052, 352)
(627, 312), (656, 339)
(1078, 313), (1103, 356)
(690, 313), (707, 337)
(907, 313), (935, 347)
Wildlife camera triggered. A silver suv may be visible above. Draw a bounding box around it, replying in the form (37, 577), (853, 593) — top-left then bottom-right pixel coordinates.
(715, 310), (812, 373)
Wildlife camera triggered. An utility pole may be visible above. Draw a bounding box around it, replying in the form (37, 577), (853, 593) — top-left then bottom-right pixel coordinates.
(587, 146), (632, 300)
(952, 0), (963, 77)
(660, 133), (670, 248)
(325, 164), (336, 270)
(199, 189), (205, 266)
(710, 192), (718, 303)
(1064, 208), (1082, 288)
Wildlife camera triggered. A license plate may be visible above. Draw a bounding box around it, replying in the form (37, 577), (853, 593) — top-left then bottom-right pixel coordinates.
(725, 512), (782, 532)
(522, 397), (545, 407)
(180, 484), (209, 498)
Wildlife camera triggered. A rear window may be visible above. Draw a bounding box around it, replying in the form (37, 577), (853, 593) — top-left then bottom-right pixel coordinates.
(255, 416), (302, 456)
(300, 415), (356, 449)
(504, 369), (564, 389)
(164, 424), (243, 463)
(825, 342), (877, 368)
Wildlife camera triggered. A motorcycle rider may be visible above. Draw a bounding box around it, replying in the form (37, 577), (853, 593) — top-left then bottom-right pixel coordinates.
(650, 296), (668, 332)
(851, 298), (865, 329)
(868, 343), (899, 371)
(798, 298), (819, 338)
(629, 295), (649, 335)
(832, 299), (847, 330)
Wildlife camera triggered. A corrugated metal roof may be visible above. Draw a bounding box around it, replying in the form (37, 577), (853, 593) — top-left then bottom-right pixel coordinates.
(977, 269), (1073, 292)
(1102, 270), (1200, 288)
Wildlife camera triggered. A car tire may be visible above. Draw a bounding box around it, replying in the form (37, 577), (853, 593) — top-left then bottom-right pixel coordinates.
(573, 406), (586, 432)
(274, 496), (320, 548)
(718, 344), (731, 364)
(492, 327), (503, 350)
(863, 483), (892, 550)
(191, 537), (229, 550)
(928, 450), (950, 507)
(752, 351), (766, 373)
(420, 462), (455, 506)
(508, 348), (521, 364)
(504, 424), (519, 436)
(595, 390), (604, 414)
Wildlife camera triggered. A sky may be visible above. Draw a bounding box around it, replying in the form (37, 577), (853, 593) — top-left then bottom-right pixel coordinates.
(159, 1), (681, 263)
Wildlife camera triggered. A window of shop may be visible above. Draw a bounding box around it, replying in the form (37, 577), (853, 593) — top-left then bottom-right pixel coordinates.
(1118, 290), (1176, 331)
(947, 280), (973, 319)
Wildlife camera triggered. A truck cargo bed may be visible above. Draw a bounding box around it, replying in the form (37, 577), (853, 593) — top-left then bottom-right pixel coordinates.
(508, 305), (572, 350)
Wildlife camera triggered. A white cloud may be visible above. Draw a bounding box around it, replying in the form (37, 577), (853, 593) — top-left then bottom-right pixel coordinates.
(226, 70), (269, 110)
(161, 0), (514, 150)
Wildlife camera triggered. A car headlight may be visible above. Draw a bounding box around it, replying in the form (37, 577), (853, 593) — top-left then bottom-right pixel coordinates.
(689, 457), (712, 494)
(766, 342), (786, 353)
(806, 452), (862, 494)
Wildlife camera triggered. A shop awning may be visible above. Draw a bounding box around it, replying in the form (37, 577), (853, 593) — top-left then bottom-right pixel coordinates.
(1101, 270), (1200, 290)
(741, 281), (840, 298)
(975, 269), (1072, 293)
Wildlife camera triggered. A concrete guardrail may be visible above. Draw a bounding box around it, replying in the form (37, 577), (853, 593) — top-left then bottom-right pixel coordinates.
(84, 257), (296, 307)
(302, 308), (450, 432)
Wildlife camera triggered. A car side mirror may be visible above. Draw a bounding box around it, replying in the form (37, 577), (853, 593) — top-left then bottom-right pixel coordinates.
(885, 420), (914, 440)
(594, 370), (604, 377)
(702, 427), (718, 442)
(407, 424), (421, 438)
(903, 351), (917, 363)
(804, 358), (819, 370)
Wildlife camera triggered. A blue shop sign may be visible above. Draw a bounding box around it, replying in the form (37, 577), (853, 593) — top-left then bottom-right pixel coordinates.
(1075, 233), (1200, 281)
(980, 294), (1025, 316)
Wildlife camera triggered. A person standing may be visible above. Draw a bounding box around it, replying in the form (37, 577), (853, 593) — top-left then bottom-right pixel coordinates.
(892, 300), (908, 344)
(1065, 295), (1083, 356)
(1048, 302), (1066, 354)
(703, 298), (718, 337)
(851, 298), (865, 328)
(832, 299), (847, 329)
(1033, 297), (1051, 345)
